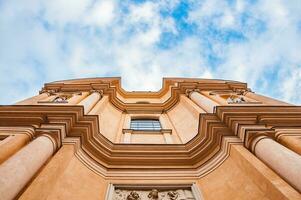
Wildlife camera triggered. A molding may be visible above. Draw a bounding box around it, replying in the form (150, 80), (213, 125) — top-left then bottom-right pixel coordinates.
(40, 78), (249, 113)
(1, 105), (301, 177)
(0, 105), (241, 178)
(105, 183), (204, 200)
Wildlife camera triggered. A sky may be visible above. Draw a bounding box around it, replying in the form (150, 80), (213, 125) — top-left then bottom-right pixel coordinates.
(1, 0), (301, 105)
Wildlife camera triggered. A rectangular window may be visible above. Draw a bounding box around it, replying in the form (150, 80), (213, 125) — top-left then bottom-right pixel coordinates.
(130, 119), (162, 131)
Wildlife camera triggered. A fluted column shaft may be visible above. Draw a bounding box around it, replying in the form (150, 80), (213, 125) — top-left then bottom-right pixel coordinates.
(0, 134), (30, 164)
(0, 135), (56, 200)
(189, 91), (219, 113)
(252, 137), (301, 192)
(78, 92), (101, 114)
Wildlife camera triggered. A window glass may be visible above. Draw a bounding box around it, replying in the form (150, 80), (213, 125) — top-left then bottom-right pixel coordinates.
(130, 119), (161, 131)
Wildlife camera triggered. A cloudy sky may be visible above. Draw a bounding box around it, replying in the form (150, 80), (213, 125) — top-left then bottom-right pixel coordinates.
(1, 0), (301, 105)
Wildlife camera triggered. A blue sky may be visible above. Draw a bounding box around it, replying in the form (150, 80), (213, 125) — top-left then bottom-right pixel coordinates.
(1, 0), (301, 104)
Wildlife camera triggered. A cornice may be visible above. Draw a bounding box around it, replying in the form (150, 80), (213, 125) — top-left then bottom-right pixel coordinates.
(40, 78), (249, 113)
(215, 106), (301, 149)
(1, 104), (301, 177)
(0, 105), (241, 177)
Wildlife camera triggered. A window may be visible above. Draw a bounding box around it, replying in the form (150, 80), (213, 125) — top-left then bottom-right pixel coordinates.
(130, 119), (161, 131)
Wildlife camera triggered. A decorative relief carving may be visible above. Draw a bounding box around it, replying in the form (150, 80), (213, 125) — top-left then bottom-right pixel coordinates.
(167, 191), (179, 200)
(112, 188), (195, 200)
(148, 189), (159, 199)
(226, 95), (246, 104)
(127, 191), (141, 200)
(53, 96), (68, 103)
(39, 89), (59, 96)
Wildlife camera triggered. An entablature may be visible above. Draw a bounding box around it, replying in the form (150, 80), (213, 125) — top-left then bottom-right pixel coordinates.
(1, 104), (300, 178)
(40, 78), (250, 113)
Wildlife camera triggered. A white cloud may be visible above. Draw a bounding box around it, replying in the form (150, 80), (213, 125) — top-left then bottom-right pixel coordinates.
(84, 0), (115, 27)
(0, 0), (301, 105)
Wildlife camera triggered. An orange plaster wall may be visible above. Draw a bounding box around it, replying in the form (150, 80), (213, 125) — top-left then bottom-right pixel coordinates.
(167, 95), (199, 143)
(19, 144), (108, 200)
(19, 144), (301, 200)
(98, 100), (123, 142)
(197, 145), (301, 200)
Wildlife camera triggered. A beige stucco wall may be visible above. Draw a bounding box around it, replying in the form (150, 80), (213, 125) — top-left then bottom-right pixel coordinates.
(167, 95), (201, 143)
(19, 144), (300, 200)
(95, 96), (123, 142)
(197, 145), (301, 200)
(19, 145), (108, 200)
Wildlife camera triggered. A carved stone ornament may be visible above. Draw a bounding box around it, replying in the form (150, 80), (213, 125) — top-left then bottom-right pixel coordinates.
(39, 89), (59, 96)
(185, 88), (200, 97)
(110, 186), (197, 200)
(90, 89), (104, 96)
(233, 88), (251, 95)
(148, 189), (159, 199)
(53, 96), (68, 103)
(167, 191), (179, 200)
(127, 191), (141, 200)
(227, 95), (246, 104)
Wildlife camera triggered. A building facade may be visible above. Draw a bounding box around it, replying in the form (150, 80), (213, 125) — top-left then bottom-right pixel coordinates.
(0, 77), (300, 200)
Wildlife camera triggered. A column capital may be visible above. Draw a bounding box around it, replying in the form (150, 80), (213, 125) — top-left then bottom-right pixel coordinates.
(90, 89), (103, 96)
(232, 88), (252, 96)
(247, 132), (273, 153)
(35, 130), (61, 154)
(185, 88), (200, 97)
(39, 89), (59, 96)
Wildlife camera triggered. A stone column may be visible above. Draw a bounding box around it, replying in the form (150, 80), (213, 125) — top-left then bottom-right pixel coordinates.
(252, 137), (301, 192)
(188, 90), (219, 113)
(68, 92), (89, 104)
(0, 134), (31, 164)
(0, 135), (57, 200)
(277, 135), (301, 155)
(78, 91), (102, 114)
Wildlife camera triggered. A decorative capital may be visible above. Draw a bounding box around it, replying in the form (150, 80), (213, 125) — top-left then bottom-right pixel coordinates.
(233, 88), (252, 96)
(39, 88), (59, 96)
(246, 131), (273, 153)
(185, 88), (200, 97)
(90, 89), (103, 96)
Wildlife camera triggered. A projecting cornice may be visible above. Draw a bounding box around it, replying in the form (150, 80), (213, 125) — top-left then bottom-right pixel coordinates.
(40, 77), (250, 112)
(1, 104), (300, 178)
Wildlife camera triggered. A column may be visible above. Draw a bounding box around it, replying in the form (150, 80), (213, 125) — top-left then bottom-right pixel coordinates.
(0, 135), (57, 200)
(252, 137), (301, 192)
(0, 134), (30, 164)
(68, 92), (89, 104)
(277, 135), (301, 155)
(78, 91), (101, 114)
(188, 90), (219, 113)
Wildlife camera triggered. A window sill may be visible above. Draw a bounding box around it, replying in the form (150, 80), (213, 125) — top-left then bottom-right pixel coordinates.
(122, 129), (172, 134)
